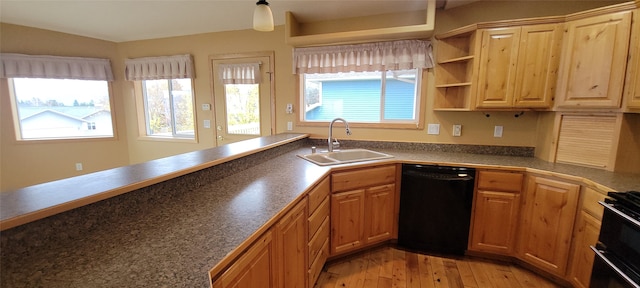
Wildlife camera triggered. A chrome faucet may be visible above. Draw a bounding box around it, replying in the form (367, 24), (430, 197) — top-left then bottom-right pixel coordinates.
(328, 118), (351, 152)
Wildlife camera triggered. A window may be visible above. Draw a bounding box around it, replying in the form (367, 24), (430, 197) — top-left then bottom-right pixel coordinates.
(9, 78), (114, 140)
(293, 40), (432, 128)
(302, 69), (420, 124)
(141, 78), (195, 138)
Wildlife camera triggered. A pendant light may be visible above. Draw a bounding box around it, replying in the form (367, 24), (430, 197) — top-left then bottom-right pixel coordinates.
(253, 0), (274, 32)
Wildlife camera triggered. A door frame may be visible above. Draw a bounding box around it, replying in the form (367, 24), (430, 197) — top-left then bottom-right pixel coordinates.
(209, 51), (276, 145)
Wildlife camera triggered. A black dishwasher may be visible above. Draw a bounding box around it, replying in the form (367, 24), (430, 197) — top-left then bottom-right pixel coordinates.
(398, 164), (476, 256)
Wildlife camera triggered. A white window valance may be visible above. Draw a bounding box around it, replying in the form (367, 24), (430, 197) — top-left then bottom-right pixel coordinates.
(293, 40), (434, 74)
(0, 53), (114, 81)
(124, 54), (193, 81)
(218, 62), (261, 84)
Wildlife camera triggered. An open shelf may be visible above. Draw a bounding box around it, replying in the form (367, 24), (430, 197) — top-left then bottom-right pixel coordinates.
(285, 0), (436, 47)
(433, 28), (478, 111)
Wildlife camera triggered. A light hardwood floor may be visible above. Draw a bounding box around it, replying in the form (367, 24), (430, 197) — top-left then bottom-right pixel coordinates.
(314, 246), (562, 288)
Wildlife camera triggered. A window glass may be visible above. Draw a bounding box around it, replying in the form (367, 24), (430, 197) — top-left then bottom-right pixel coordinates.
(141, 79), (195, 138)
(10, 78), (114, 140)
(224, 84), (260, 135)
(302, 69), (419, 124)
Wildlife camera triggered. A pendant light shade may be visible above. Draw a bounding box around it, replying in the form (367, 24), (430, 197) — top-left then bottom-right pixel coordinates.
(253, 0), (274, 32)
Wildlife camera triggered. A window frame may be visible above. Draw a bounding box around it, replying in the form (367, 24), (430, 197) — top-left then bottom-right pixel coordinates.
(7, 78), (118, 143)
(297, 69), (426, 129)
(134, 78), (198, 143)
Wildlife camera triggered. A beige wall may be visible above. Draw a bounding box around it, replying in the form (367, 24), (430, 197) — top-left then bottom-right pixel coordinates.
(0, 1), (626, 191)
(0, 24), (130, 191)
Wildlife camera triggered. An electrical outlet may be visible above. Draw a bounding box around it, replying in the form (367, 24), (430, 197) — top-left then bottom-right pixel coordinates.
(75, 163), (83, 171)
(494, 125), (503, 138)
(427, 124), (440, 135)
(453, 124), (462, 137)
(204, 120), (211, 128)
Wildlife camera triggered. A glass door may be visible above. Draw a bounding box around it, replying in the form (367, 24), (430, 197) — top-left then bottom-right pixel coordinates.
(212, 54), (273, 146)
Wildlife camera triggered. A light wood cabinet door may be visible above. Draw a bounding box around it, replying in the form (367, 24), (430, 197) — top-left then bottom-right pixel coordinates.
(213, 231), (276, 288)
(330, 189), (365, 255)
(556, 11), (633, 108)
(625, 9), (640, 110)
(513, 24), (562, 108)
(476, 27), (521, 108)
(568, 211), (602, 288)
(364, 184), (396, 244)
(518, 176), (580, 276)
(275, 200), (307, 288)
(470, 190), (520, 255)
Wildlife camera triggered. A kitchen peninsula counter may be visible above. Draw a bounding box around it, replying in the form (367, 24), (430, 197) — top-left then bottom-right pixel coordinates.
(2, 134), (639, 287)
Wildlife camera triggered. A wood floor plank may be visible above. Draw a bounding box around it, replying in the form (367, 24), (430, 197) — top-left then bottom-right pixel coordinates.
(378, 276), (393, 288)
(316, 247), (561, 288)
(340, 256), (368, 288)
(431, 256), (451, 288)
(405, 252), (421, 288)
(455, 259), (478, 288)
(480, 260), (521, 288)
(443, 259), (464, 288)
(417, 253), (437, 288)
(467, 258), (494, 288)
(391, 248), (408, 288)
(510, 265), (561, 288)
(364, 250), (382, 288)
(380, 247), (395, 279)
(314, 271), (339, 288)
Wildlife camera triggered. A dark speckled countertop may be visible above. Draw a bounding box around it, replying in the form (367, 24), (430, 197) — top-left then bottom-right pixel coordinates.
(1, 134), (638, 288)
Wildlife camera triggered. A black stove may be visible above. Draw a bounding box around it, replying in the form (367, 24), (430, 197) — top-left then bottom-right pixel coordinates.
(606, 191), (640, 222)
(591, 190), (640, 288)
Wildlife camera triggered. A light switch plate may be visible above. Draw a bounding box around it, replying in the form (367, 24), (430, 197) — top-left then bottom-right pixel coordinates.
(204, 120), (211, 128)
(427, 124), (440, 135)
(287, 121), (293, 131)
(494, 125), (503, 137)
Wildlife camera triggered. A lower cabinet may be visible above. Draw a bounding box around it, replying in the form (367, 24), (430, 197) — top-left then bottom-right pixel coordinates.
(469, 170), (524, 255)
(567, 210), (601, 288)
(275, 200), (307, 288)
(307, 177), (330, 287)
(213, 230), (276, 288)
(330, 165), (398, 256)
(213, 199), (308, 288)
(517, 175), (580, 277)
(331, 189), (366, 254)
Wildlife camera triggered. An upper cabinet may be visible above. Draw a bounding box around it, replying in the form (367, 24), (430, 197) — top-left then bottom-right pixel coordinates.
(476, 24), (562, 109)
(435, 21), (563, 111)
(624, 8), (640, 111)
(555, 10), (633, 109)
(435, 1), (639, 112)
(513, 24), (564, 108)
(475, 27), (522, 109)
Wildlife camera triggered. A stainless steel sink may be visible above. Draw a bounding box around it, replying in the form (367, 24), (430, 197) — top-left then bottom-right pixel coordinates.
(298, 149), (393, 166)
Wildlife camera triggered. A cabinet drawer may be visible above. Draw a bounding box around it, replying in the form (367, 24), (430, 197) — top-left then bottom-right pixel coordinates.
(582, 187), (606, 220)
(477, 170), (524, 192)
(308, 177), (330, 214)
(308, 197), (329, 239)
(308, 237), (329, 286)
(308, 216), (329, 267)
(332, 165), (396, 192)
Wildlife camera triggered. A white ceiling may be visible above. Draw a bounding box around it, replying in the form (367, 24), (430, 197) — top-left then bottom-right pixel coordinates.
(0, 0), (455, 43)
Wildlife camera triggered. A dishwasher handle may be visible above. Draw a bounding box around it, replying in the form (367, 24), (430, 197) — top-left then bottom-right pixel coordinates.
(402, 170), (474, 181)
